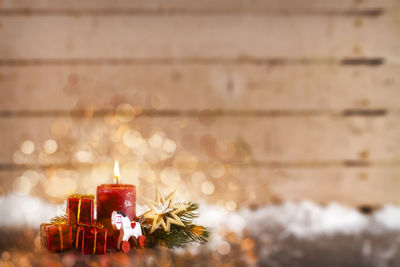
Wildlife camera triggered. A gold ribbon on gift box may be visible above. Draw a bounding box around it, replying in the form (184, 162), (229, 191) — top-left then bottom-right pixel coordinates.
(93, 228), (97, 255)
(78, 221), (103, 228)
(40, 223), (51, 249)
(68, 194), (94, 199)
(41, 216), (68, 251)
(75, 222), (104, 249)
(76, 226), (100, 254)
(75, 227), (81, 248)
(68, 194), (94, 225)
(59, 225), (64, 250)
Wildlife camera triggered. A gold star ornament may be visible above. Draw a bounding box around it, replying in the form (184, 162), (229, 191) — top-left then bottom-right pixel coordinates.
(142, 189), (189, 233)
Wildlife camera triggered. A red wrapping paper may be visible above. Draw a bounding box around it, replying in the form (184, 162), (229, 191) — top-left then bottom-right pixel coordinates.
(41, 223), (73, 253)
(82, 227), (107, 255)
(67, 195), (94, 226)
(75, 226), (84, 250)
(75, 222), (104, 250)
(97, 184), (136, 249)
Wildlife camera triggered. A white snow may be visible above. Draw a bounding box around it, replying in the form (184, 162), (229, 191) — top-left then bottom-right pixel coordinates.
(0, 193), (65, 227)
(373, 204), (400, 230)
(238, 201), (370, 238)
(196, 201), (400, 239)
(2, 193), (400, 240)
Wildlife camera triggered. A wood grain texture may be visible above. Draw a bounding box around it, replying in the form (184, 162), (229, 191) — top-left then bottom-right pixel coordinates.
(0, 0), (397, 11)
(0, 65), (398, 111)
(0, 0), (398, 207)
(1, 167), (400, 206)
(0, 15), (397, 59)
(1, 116), (399, 164)
(247, 167), (400, 206)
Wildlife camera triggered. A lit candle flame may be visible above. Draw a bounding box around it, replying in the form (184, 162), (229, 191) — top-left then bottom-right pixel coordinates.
(114, 160), (120, 185)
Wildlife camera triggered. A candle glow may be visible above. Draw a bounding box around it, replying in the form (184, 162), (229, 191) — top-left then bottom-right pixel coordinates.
(114, 160), (120, 185)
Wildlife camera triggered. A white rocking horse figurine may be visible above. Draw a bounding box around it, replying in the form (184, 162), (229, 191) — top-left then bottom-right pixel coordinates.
(111, 211), (146, 253)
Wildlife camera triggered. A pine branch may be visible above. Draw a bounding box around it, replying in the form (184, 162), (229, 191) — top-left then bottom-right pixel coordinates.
(142, 202), (210, 248)
(144, 224), (209, 248)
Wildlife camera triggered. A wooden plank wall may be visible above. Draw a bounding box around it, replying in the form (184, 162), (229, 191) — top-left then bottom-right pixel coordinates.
(0, 0), (399, 207)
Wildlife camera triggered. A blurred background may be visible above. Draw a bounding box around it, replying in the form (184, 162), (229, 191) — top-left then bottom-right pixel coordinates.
(0, 0), (400, 266)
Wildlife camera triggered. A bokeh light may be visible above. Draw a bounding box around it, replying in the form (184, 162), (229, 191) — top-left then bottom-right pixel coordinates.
(162, 139), (176, 153)
(148, 132), (164, 148)
(1, 251), (11, 261)
(123, 129), (143, 149)
(75, 150), (93, 163)
(201, 180), (215, 195)
(209, 161), (225, 178)
(23, 170), (40, 187)
(20, 140), (35, 155)
(226, 200), (237, 211)
(216, 241), (231, 255)
(13, 176), (32, 196)
(43, 139), (58, 154)
(116, 103), (135, 123)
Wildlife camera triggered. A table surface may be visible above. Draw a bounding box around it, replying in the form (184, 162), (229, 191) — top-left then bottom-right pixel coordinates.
(1, 228), (400, 267)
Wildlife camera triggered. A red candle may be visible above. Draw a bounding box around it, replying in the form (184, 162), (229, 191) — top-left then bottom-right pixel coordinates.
(96, 161), (136, 249)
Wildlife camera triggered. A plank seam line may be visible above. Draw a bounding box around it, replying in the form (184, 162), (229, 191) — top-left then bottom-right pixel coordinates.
(0, 57), (385, 66)
(0, 160), (398, 171)
(0, 109), (390, 118)
(0, 8), (385, 17)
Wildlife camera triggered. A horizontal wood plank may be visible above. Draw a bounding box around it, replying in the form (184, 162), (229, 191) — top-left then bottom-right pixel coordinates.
(1, 167), (400, 206)
(0, 15), (397, 59)
(0, 116), (399, 165)
(0, 0), (397, 11)
(0, 64), (398, 110)
(261, 167), (400, 206)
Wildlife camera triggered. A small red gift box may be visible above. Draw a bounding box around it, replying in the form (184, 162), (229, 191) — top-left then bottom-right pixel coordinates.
(41, 223), (73, 253)
(67, 194), (94, 226)
(75, 221), (104, 250)
(82, 226), (107, 255)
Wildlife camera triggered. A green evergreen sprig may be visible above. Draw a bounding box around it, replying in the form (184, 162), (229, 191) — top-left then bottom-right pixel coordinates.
(142, 202), (210, 248)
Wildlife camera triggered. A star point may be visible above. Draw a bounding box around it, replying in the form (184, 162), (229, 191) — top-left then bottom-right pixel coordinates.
(142, 188), (189, 233)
